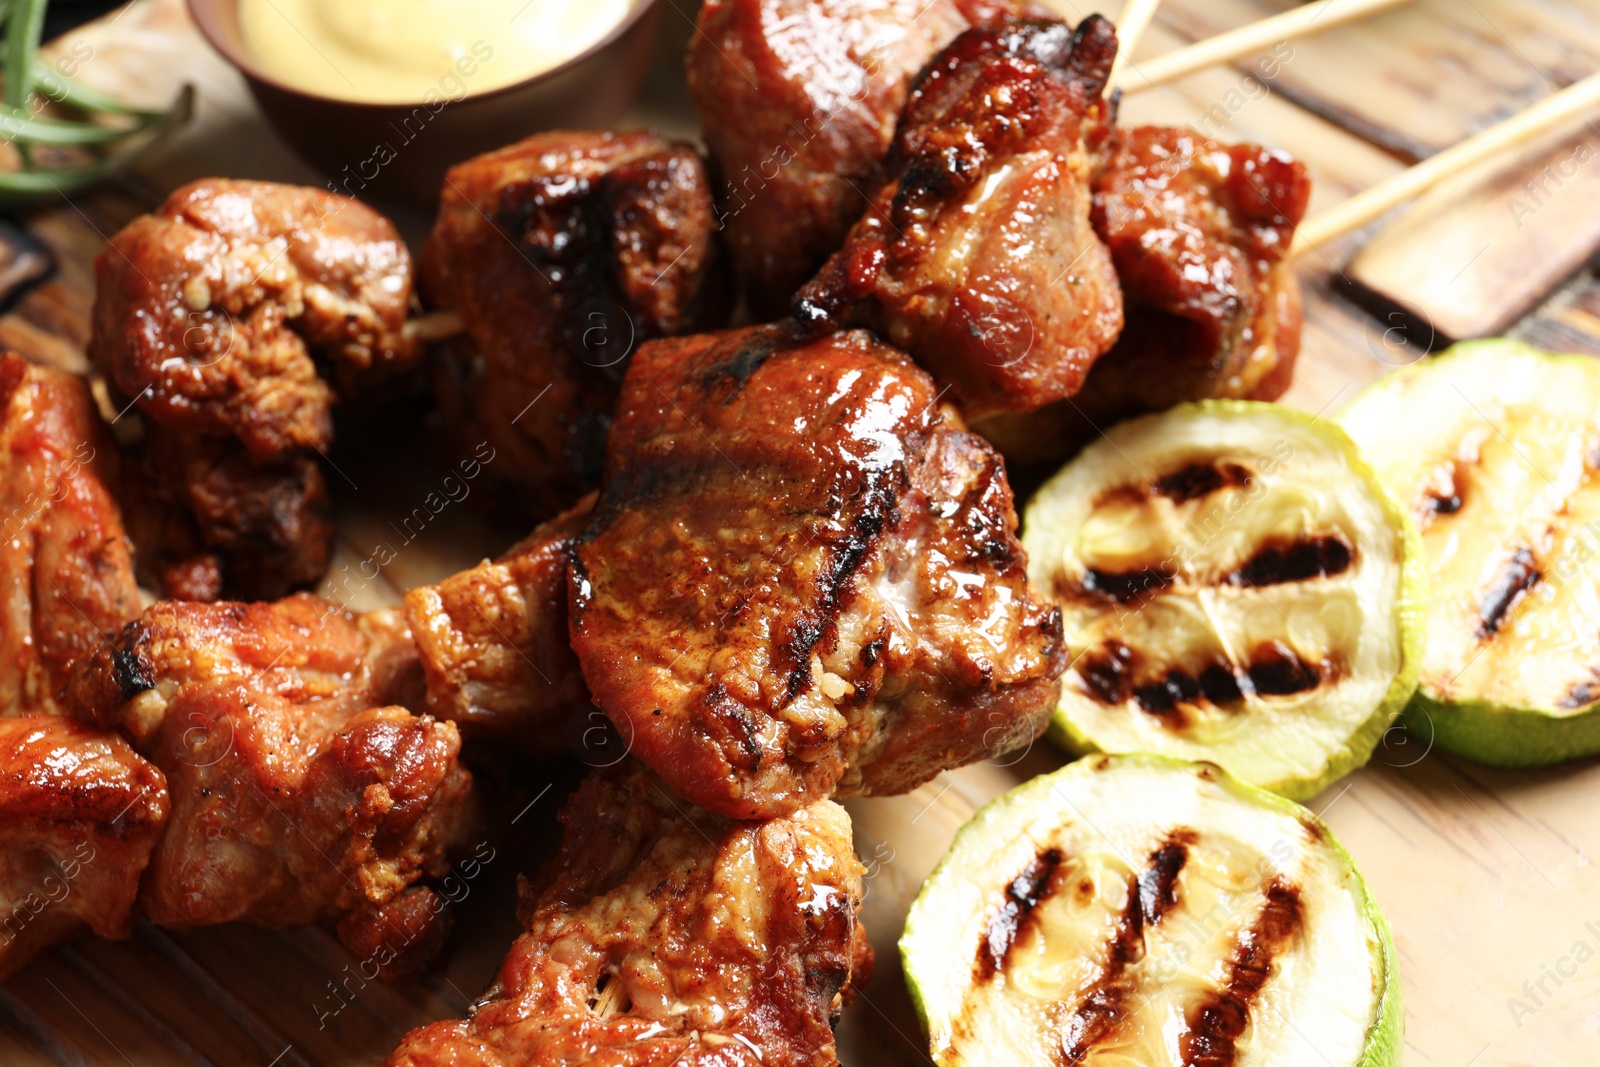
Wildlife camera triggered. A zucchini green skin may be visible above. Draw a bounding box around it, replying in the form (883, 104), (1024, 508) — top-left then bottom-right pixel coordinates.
(899, 754), (1402, 1067)
(1400, 695), (1600, 768)
(1341, 340), (1600, 767)
(1038, 400), (1426, 801)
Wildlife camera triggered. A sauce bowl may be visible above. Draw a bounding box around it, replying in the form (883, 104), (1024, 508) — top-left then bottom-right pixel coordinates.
(188, 0), (663, 203)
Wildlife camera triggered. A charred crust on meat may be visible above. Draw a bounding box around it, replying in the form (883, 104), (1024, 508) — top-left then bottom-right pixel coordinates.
(705, 684), (766, 772)
(110, 635), (155, 702)
(778, 506), (891, 707)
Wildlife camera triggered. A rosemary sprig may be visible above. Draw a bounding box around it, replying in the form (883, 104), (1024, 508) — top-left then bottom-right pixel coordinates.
(0, 0), (192, 206)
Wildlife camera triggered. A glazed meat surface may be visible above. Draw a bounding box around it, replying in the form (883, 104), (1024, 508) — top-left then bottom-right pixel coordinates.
(0, 717), (168, 980)
(977, 125), (1310, 462)
(91, 178), (416, 454)
(1081, 125), (1309, 418)
(423, 131), (727, 510)
(134, 423), (333, 600)
(0, 353), (141, 717)
(794, 16), (1124, 418)
(69, 594), (475, 931)
(570, 324), (1065, 819)
(690, 0), (1035, 315)
(403, 497), (593, 754)
(387, 759), (870, 1067)
(90, 178), (418, 598)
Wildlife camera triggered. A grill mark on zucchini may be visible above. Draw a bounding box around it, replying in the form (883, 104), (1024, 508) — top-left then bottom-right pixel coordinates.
(1075, 641), (1330, 721)
(1178, 876), (1306, 1067)
(977, 848), (1065, 980)
(1226, 533), (1354, 587)
(1418, 458), (1468, 526)
(1062, 530), (1354, 609)
(1559, 670), (1600, 710)
(1153, 461), (1255, 503)
(1071, 564), (1175, 605)
(1058, 832), (1193, 1062)
(1476, 546), (1542, 638)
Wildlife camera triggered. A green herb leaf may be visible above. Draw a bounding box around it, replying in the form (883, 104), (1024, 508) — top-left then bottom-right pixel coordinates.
(4, 0), (45, 110)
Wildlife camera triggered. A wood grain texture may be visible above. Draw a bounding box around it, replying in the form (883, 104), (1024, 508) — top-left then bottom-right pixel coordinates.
(3, 1), (1600, 1065)
(1347, 125), (1600, 342)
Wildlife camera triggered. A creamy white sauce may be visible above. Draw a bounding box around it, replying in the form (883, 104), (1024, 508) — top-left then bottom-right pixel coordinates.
(238, 0), (634, 104)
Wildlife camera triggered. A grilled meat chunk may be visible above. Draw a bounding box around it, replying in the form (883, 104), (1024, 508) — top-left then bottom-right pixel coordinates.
(1084, 125), (1308, 415)
(90, 178), (419, 598)
(569, 324), (1064, 820)
(403, 497), (593, 754)
(689, 0), (1036, 315)
(131, 422), (333, 600)
(422, 132), (727, 509)
(69, 594), (475, 932)
(91, 179), (417, 454)
(794, 16), (1123, 418)
(979, 126), (1310, 462)
(0, 353), (140, 717)
(387, 759), (870, 1067)
(0, 717), (168, 980)
(0, 357), (165, 978)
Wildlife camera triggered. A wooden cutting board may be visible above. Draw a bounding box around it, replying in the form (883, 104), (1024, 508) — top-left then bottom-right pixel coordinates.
(4, 1), (1600, 1065)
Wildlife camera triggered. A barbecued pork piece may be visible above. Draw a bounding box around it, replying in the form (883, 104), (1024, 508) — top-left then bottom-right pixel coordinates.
(0, 717), (168, 980)
(979, 126), (1311, 462)
(90, 178), (420, 599)
(0, 353), (141, 718)
(387, 759), (870, 1067)
(128, 422), (333, 600)
(794, 16), (1124, 419)
(403, 497), (593, 754)
(422, 132), (728, 511)
(68, 594), (475, 935)
(690, 0), (1039, 316)
(0, 357), (168, 979)
(1086, 126), (1308, 409)
(569, 323), (1064, 820)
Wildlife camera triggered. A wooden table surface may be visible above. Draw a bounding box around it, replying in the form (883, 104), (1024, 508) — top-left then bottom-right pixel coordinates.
(3, 1), (1600, 1064)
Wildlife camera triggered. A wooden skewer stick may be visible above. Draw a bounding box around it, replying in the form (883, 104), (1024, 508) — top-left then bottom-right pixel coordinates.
(403, 309), (464, 343)
(1293, 70), (1600, 255)
(1107, 0), (1165, 88)
(1121, 0), (1415, 94)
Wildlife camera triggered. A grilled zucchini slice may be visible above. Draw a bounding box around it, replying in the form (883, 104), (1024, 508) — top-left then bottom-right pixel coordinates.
(1022, 402), (1422, 799)
(901, 755), (1401, 1067)
(1340, 340), (1600, 765)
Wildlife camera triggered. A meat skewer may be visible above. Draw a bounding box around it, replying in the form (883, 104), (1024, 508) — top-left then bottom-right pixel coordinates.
(91, 178), (421, 601)
(0, 717), (169, 981)
(977, 120), (1311, 461)
(67, 593), (479, 978)
(569, 322), (1066, 820)
(687, 0), (1046, 317)
(401, 496), (593, 755)
(387, 760), (871, 1067)
(0, 353), (166, 981)
(421, 131), (728, 511)
(794, 16), (1125, 419)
